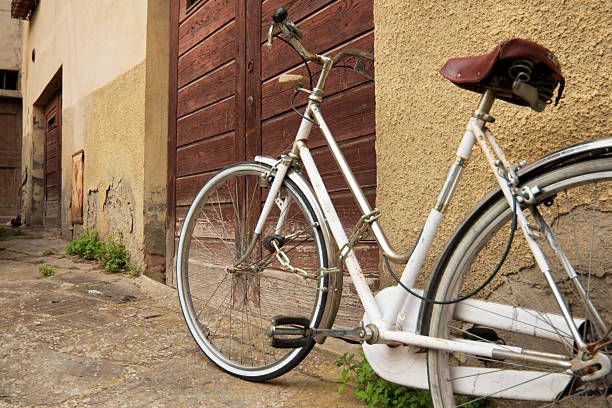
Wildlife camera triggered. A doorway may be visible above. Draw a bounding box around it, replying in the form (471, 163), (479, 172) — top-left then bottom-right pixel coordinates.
(0, 97), (22, 223)
(43, 92), (62, 228)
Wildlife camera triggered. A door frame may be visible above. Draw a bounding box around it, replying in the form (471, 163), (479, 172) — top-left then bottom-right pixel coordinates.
(166, 0), (255, 284)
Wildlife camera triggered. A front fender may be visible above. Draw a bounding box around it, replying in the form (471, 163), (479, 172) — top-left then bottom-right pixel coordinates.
(254, 155), (342, 342)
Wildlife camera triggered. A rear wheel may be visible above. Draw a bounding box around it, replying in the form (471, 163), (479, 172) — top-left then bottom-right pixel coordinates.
(176, 162), (330, 381)
(427, 158), (612, 407)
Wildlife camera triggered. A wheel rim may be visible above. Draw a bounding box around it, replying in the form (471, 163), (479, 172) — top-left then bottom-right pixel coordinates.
(176, 163), (328, 378)
(429, 162), (612, 407)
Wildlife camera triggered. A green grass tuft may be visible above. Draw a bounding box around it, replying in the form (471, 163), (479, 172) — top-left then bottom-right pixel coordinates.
(39, 265), (57, 277)
(66, 229), (137, 275)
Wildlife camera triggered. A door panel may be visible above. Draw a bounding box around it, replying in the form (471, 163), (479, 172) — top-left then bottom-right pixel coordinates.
(169, 0), (376, 326)
(44, 92), (61, 228)
(0, 98), (22, 220)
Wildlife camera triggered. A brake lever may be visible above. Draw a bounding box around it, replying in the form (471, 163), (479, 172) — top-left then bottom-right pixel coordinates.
(266, 24), (275, 49)
(266, 22), (303, 50)
(285, 21), (303, 39)
(354, 58), (374, 81)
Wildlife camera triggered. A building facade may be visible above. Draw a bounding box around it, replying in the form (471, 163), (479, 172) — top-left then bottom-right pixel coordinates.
(16, 0), (169, 280)
(13, 1), (611, 322)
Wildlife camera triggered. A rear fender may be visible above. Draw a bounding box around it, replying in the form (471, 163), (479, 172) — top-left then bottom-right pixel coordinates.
(419, 137), (612, 335)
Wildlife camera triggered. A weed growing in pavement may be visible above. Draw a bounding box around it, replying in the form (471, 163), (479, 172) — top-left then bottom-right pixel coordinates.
(66, 229), (138, 275)
(42, 250), (54, 256)
(127, 264), (141, 277)
(335, 352), (494, 408)
(39, 265), (57, 276)
(0, 228), (25, 240)
(66, 229), (104, 260)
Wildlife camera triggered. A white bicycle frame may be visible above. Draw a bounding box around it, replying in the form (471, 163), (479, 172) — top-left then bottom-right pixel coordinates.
(251, 53), (609, 400)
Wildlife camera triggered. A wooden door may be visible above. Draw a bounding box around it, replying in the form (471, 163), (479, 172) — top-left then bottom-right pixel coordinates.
(0, 98), (22, 222)
(44, 92), (62, 228)
(169, 0), (375, 326)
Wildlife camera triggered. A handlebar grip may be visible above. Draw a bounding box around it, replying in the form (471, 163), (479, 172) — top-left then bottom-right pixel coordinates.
(272, 7), (288, 24)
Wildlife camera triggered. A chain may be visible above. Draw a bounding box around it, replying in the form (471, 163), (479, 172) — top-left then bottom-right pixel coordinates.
(237, 207), (380, 280)
(272, 239), (310, 278)
(271, 238), (341, 280)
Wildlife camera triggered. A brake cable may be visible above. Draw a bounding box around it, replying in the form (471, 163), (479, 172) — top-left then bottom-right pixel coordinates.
(385, 194), (518, 305)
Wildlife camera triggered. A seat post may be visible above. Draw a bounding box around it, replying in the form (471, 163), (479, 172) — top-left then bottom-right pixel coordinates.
(473, 89), (496, 122)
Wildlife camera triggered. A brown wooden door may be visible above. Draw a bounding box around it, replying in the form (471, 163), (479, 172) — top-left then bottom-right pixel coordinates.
(169, 0), (375, 325)
(44, 92), (62, 228)
(0, 98), (22, 222)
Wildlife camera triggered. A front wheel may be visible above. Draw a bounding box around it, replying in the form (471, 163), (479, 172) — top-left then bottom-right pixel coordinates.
(176, 161), (330, 381)
(427, 158), (612, 407)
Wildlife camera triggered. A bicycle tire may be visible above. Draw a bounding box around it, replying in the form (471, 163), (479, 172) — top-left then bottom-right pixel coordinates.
(426, 157), (612, 407)
(176, 161), (330, 381)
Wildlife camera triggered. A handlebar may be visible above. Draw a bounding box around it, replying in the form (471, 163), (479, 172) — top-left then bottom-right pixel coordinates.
(267, 7), (374, 80)
(272, 7), (288, 24)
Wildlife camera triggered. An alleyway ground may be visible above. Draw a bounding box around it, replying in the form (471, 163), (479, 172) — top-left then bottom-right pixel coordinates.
(0, 228), (363, 407)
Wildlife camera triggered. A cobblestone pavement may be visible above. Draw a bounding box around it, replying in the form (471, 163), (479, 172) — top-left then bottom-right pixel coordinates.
(0, 229), (363, 407)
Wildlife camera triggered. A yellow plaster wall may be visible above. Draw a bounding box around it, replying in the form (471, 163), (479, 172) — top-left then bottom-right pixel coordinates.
(62, 63), (146, 262)
(374, 1), (611, 287)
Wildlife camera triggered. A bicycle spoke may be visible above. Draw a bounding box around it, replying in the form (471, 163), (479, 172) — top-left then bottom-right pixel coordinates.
(428, 163), (612, 406)
(177, 163), (327, 378)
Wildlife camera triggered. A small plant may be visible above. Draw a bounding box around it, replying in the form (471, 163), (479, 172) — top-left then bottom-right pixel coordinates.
(42, 250), (54, 256)
(66, 229), (104, 260)
(12, 229), (26, 236)
(66, 229), (136, 274)
(335, 352), (494, 408)
(100, 232), (129, 272)
(39, 265), (57, 276)
(127, 264), (141, 277)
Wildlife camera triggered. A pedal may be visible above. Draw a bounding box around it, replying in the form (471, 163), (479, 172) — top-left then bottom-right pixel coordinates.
(267, 315), (312, 349)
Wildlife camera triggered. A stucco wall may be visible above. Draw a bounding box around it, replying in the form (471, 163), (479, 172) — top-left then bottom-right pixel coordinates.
(0, 0), (22, 72)
(374, 1), (611, 287)
(20, 0), (169, 277)
(63, 63), (146, 262)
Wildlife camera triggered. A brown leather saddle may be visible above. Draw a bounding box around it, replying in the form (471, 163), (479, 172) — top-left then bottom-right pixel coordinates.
(440, 38), (565, 111)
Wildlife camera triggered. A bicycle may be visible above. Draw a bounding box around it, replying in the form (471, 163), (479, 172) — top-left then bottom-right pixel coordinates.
(176, 7), (611, 407)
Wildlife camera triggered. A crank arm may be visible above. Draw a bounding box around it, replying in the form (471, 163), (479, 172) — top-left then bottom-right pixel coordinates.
(267, 315), (376, 348)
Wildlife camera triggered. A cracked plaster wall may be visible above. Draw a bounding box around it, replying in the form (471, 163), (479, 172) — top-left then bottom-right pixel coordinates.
(68, 62), (147, 266)
(374, 1), (611, 287)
